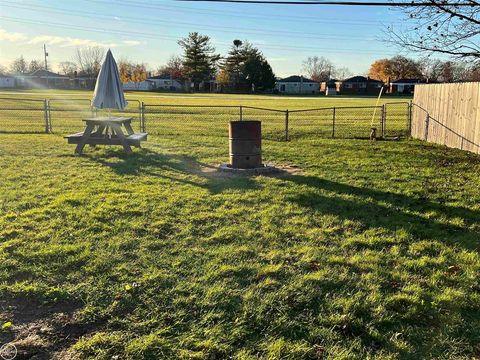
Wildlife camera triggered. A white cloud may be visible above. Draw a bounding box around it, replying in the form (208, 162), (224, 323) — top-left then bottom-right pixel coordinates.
(0, 28), (27, 42)
(28, 35), (117, 48)
(0, 28), (139, 48)
(122, 40), (142, 46)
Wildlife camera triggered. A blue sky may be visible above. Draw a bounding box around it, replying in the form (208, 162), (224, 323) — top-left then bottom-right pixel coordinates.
(0, 0), (412, 76)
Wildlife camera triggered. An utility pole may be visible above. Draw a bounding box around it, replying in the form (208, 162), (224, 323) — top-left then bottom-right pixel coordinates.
(43, 44), (48, 70)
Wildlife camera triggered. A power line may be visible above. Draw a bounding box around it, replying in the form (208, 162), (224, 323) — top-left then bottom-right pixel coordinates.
(82, 0), (403, 26)
(177, 0), (476, 5)
(0, 1), (381, 42)
(0, 15), (401, 56)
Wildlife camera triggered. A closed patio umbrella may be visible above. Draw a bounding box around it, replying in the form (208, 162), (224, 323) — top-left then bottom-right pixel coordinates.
(91, 49), (127, 112)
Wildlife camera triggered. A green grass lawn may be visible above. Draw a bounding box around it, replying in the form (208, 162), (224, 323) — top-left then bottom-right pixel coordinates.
(1, 91), (479, 359)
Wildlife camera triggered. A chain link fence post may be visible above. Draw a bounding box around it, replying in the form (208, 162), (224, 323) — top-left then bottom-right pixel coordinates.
(332, 107), (336, 138)
(141, 102), (146, 132)
(285, 109), (289, 141)
(43, 99), (49, 133)
(381, 104), (386, 138)
(48, 100), (52, 133)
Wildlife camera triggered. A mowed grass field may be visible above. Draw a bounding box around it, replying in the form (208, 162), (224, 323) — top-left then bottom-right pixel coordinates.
(1, 90), (479, 359)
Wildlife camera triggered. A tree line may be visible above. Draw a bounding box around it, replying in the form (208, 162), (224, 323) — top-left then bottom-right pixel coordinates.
(368, 55), (480, 83)
(3, 32), (479, 90)
(157, 32), (276, 92)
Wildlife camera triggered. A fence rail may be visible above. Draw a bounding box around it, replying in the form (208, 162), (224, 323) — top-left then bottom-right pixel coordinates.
(0, 97), (410, 141)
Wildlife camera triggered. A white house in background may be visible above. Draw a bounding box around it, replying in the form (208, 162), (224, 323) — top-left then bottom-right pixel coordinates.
(15, 69), (70, 89)
(147, 75), (184, 91)
(275, 75), (320, 94)
(0, 73), (15, 88)
(122, 79), (156, 91)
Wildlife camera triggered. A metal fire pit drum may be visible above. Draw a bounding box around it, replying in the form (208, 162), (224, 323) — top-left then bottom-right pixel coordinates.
(229, 120), (262, 169)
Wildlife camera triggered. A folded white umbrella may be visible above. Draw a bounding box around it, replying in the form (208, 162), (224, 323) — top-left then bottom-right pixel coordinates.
(91, 49), (128, 111)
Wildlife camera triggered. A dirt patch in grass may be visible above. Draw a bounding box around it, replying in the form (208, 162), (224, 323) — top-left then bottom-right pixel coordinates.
(1, 298), (102, 359)
(198, 163), (304, 177)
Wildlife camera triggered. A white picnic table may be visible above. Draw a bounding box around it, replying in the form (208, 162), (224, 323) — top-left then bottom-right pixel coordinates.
(65, 117), (147, 155)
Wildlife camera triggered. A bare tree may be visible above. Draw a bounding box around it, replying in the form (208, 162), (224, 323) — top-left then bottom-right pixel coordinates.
(10, 56), (28, 74)
(387, 1), (480, 61)
(332, 66), (352, 80)
(74, 46), (105, 77)
(59, 61), (78, 77)
(302, 56), (334, 82)
(418, 57), (443, 82)
(28, 60), (43, 73)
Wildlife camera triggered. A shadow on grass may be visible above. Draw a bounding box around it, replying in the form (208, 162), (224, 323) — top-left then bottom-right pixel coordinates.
(86, 147), (479, 249)
(282, 174), (480, 251)
(85, 148), (260, 194)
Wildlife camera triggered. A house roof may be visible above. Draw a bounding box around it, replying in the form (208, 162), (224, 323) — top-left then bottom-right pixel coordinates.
(391, 78), (425, 84)
(148, 75), (180, 80)
(27, 69), (68, 78)
(277, 75), (318, 83)
(343, 76), (383, 84)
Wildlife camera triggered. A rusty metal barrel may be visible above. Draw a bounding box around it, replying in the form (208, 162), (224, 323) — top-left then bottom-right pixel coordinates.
(229, 120), (262, 169)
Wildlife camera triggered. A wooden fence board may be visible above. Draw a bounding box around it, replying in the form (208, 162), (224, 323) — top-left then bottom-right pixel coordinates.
(412, 82), (480, 154)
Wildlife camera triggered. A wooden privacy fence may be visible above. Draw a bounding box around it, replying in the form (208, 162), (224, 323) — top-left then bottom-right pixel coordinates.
(411, 82), (480, 154)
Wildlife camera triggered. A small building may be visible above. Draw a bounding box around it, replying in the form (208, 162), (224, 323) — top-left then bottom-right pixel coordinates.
(389, 79), (425, 95)
(16, 69), (70, 89)
(340, 76), (383, 95)
(0, 73), (15, 88)
(275, 75), (320, 94)
(147, 75), (184, 91)
(123, 79), (156, 91)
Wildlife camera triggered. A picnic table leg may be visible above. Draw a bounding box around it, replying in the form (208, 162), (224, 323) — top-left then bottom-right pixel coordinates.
(90, 125), (107, 147)
(124, 122), (135, 135)
(123, 122), (142, 148)
(110, 124), (133, 154)
(93, 125), (107, 135)
(75, 123), (95, 155)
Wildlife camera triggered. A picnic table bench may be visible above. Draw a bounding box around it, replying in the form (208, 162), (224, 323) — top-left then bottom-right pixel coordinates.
(65, 117), (147, 155)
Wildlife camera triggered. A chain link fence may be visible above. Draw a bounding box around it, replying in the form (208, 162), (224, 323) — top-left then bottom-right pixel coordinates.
(47, 99), (142, 134)
(0, 97), (411, 140)
(0, 97), (48, 133)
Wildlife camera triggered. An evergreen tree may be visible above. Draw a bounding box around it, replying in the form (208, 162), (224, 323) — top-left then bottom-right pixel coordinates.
(178, 32), (220, 91)
(241, 44), (275, 92)
(224, 40), (246, 88)
(222, 41), (275, 92)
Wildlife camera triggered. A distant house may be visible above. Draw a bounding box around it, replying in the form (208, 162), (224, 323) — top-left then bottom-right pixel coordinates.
(16, 69), (70, 89)
(340, 76), (383, 95)
(71, 74), (97, 90)
(0, 73), (15, 88)
(389, 79), (425, 95)
(147, 75), (184, 91)
(275, 76), (320, 94)
(123, 79), (156, 91)
(320, 79), (342, 95)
